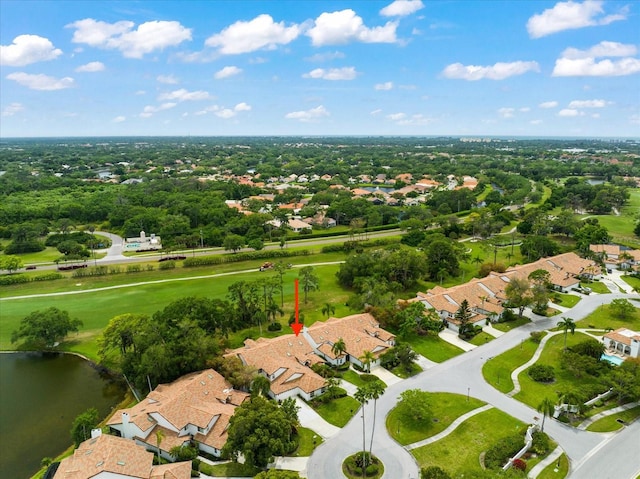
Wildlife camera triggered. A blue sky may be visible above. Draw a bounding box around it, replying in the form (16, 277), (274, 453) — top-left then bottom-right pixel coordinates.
(1, 0), (638, 138)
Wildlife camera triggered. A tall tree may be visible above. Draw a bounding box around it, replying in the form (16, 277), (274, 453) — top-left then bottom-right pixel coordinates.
(354, 386), (371, 474)
(70, 408), (99, 448)
(299, 266), (319, 304)
(331, 337), (346, 359)
(11, 307), (83, 349)
(273, 261), (292, 307)
(155, 428), (165, 462)
(557, 317), (576, 350)
(322, 302), (336, 318)
(505, 277), (532, 317)
(359, 350), (375, 373)
(367, 381), (387, 459)
(537, 397), (555, 432)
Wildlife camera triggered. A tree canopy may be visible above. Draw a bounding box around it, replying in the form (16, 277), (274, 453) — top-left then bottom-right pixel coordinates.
(11, 307), (82, 349)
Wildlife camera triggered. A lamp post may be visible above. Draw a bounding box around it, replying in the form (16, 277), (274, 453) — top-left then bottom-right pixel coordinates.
(467, 387), (470, 402)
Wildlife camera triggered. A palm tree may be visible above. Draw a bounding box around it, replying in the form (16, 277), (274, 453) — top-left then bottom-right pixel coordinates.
(537, 397), (555, 432)
(557, 317), (576, 350)
(367, 381), (387, 459)
(354, 386), (371, 476)
(359, 350), (375, 373)
(250, 375), (272, 398)
(299, 266), (319, 304)
(155, 428), (165, 463)
(321, 302), (336, 318)
(331, 337), (346, 360)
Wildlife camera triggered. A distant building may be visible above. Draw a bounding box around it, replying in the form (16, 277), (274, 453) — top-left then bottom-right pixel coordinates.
(124, 231), (162, 252)
(603, 328), (640, 359)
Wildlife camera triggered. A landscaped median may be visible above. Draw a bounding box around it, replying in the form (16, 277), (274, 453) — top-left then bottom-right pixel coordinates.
(483, 334), (543, 394)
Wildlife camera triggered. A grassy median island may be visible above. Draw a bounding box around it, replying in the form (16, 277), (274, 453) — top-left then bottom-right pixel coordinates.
(307, 388), (359, 428)
(401, 331), (464, 363)
(386, 392), (486, 446)
(483, 334), (543, 394)
(585, 405), (640, 432)
(410, 408), (526, 476)
(537, 453), (568, 479)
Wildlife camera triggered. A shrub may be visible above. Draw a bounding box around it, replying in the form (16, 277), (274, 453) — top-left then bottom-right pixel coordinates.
(158, 260), (176, 270)
(531, 431), (550, 455)
(32, 272), (64, 282)
(527, 364), (555, 382)
(0, 274), (30, 285)
(530, 331), (545, 343)
(5, 240), (45, 254)
(421, 466), (452, 479)
(499, 309), (518, 323)
(484, 434), (524, 469)
(267, 322), (282, 332)
(126, 264), (142, 273)
(512, 458), (527, 471)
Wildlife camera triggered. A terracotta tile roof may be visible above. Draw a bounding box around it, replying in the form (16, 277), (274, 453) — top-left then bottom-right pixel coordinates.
(590, 244), (621, 256)
(149, 462), (191, 479)
(604, 328), (640, 346)
(54, 434), (154, 479)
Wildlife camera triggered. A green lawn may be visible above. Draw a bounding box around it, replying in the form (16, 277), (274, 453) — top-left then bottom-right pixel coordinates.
(411, 408), (526, 476)
(621, 274), (640, 293)
(341, 369), (385, 388)
(309, 393), (360, 428)
(537, 453), (568, 479)
(580, 280), (610, 294)
(576, 303), (640, 331)
(492, 316), (531, 332)
(483, 336), (542, 393)
(585, 405), (640, 432)
(198, 461), (260, 477)
(292, 427), (323, 456)
(390, 362), (423, 378)
(386, 392), (486, 446)
(468, 331), (494, 346)
(402, 332), (464, 363)
(549, 292), (581, 309)
(513, 333), (606, 408)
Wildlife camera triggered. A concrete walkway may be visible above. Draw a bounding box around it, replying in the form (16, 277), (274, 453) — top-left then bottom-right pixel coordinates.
(528, 445), (564, 478)
(369, 365), (403, 386)
(294, 398), (340, 439)
(483, 323), (505, 338)
(405, 404), (493, 450)
(439, 329), (476, 351)
(508, 331), (562, 397)
(415, 353), (438, 370)
(577, 400), (640, 430)
(271, 456), (309, 475)
(338, 379), (358, 396)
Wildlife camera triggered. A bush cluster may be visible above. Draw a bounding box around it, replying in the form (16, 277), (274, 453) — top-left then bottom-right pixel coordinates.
(267, 322), (282, 332)
(484, 434), (524, 469)
(183, 249), (309, 267)
(527, 364), (555, 382)
(0, 272), (65, 285)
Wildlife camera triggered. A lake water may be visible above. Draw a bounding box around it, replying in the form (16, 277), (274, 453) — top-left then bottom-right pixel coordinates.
(0, 352), (125, 479)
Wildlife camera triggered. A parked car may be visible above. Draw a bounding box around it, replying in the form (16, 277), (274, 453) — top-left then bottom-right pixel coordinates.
(259, 261), (274, 271)
(25, 265), (37, 270)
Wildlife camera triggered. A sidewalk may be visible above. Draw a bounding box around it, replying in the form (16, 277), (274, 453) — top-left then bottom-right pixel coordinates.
(439, 329), (476, 352)
(483, 323), (505, 338)
(369, 365), (403, 386)
(577, 400), (640, 430)
(527, 445), (564, 478)
(294, 398), (340, 439)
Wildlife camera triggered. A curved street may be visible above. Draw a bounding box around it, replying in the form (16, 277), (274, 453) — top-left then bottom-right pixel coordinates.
(306, 292), (640, 479)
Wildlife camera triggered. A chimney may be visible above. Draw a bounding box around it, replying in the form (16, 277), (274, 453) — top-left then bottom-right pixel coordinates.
(122, 412), (131, 439)
(91, 428), (102, 439)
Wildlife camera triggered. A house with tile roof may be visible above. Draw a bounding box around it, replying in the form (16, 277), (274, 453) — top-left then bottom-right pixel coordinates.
(53, 430), (191, 479)
(603, 328), (640, 358)
(107, 369), (248, 459)
(590, 244), (640, 271)
(413, 252), (599, 332)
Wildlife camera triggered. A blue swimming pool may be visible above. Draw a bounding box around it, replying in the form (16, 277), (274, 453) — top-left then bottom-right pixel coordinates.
(601, 353), (624, 366)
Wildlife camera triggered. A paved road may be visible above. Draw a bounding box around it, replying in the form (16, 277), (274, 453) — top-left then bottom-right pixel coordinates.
(307, 291), (640, 479)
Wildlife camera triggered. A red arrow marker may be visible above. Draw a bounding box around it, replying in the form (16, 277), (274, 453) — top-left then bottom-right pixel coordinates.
(291, 278), (302, 336)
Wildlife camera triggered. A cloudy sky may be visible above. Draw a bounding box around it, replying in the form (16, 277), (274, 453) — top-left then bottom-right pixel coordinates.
(1, 0), (638, 137)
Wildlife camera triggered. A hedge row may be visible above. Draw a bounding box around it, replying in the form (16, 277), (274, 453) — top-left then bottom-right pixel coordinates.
(0, 272), (64, 285)
(321, 237), (401, 253)
(183, 249), (310, 267)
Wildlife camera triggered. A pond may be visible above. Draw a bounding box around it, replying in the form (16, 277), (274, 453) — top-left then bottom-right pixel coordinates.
(0, 352), (126, 479)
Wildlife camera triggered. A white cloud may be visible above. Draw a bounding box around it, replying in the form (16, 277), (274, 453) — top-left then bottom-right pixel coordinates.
(387, 112), (406, 121)
(303, 67), (357, 80)
(158, 89), (210, 101)
(112, 115), (126, 123)
(205, 14), (300, 54)
(539, 101), (558, 108)
(558, 108), (583, 117)
(135, 90), (146, 95)
(530, 119), (543, 125)
(561, 41), (637, 60)
(519, 107), (531, 113)
(306, 51), (345, 62)
(380, 0), (424, 17)
(526, 0), (628, 39)
(1, 34), (62, 66)
(395, 114), (434, 126)
(2, 102), (24, 116)
(6, 72), (74, 90)
(553, 56), (640, 77)
(307, 9), (398, 46)
(370, 109), (383, 116)
(568, 99), (607, 108)
(67, 18), (191, 58)
(498, 107), (515, 118)
(591, 113), (600, 118)
(285, 105), (330, 121)
(442, 61), (539, 80)
(140, 102), (177, 118)
(75, 61), (105, 72)
(375, 81), (394, 90)
(214, 66), (242, 79)
(157, 74), (179, 84)
(215, 109), (236, 119)
(234, 102), (251, 111)
(629, 114), (640, 125)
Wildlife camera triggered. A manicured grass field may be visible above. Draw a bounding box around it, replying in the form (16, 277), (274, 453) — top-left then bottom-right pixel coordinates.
(585, 405), (640, 432)
(537, 453), (568, 479)
(292, 427), (323, 456)
(576, 303), (640, 331)
(549, 292), (581, 309)
(468, 331), (494, 346)
(402, 332), (464, 363)
(513, 332), (605, 408)
(199, 461), (260, 477)
(580, 279), (610, 294)
(579, 189), (640, 247)
(386, 392), (485, 446)
(483, 336), (542, 393)
(309, 391), (360, 428)
(390, 362), (422, 379)
(492, 316), (531, 332)
(341, 369), (385, 388)
(621, 274), (640, 293)
(410, 408), (525, 476)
